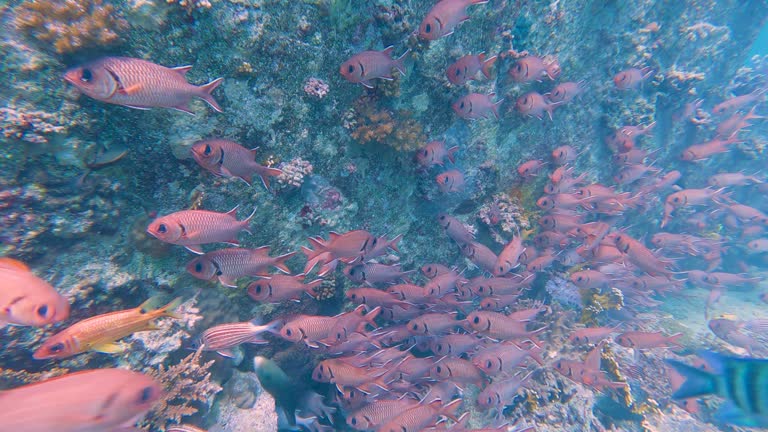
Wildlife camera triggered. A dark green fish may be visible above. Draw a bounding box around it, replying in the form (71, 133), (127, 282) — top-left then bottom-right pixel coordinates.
(666, 351), (768, 428)
(253, 356), (300, 426)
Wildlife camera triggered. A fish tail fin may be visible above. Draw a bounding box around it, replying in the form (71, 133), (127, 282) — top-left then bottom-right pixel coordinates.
(199, 77), (224, 112)
(447, 146), (459, 164)
(393, 49), (410, 76)
(492, 98), (504, 119)
(363, 306), (382, 327)
(388, 233), (404, 253)
(273, 251), (296, 273)
(198, 78), (224, 112)
(664, 358), (717, 399)
(241, 207), (258, 234)
(441, 398), (463, 422)
(160, 297), (184, 319)
(256, 167), (283, 191)
(481, 55), (498, 79)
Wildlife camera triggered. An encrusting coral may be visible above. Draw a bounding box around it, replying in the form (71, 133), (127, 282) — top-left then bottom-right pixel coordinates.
(343, 97), (425, 152)
(14, 0), (128, 54)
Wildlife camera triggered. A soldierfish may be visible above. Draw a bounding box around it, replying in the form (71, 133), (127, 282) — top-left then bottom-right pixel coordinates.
(378, 399), (462, 432)
(64, 57), (222, 113)
(340, 47), (408, 88)
(0, 368), (161, 432)
(146, 206), (255, 254)
(190, 139), (283, 189)
(419, 0), (489, 40)
(712, 88), (766, 114)
(33, 296), (182, 359)
(453, 93), (503, 120)
(613, 67), (654, 90)
(416, 140), (459, 167)
(344, 262), (413, 285)
(547, 80), (587, 104)
(494, 235), (526, 276)
(198, 319), (282, 357)
(516, 91), (558, 120)
(436, 170), (466, 192)
(437, 213), (475, 245)
(186, 247), (296, 287)
(302, 230), (377, 263)
(508, 56), (557, 83)
(446, 53), (497, 85)
(615, 331), (682, 349)
(0, 258), (69, 328)
(247, 274), (323, 302)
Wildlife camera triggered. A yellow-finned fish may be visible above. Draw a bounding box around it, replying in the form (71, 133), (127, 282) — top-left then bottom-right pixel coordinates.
(33, 296), (182, 360)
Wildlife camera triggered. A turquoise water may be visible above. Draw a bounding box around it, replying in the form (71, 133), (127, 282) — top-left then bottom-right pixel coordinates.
(1, 1), (768, 431)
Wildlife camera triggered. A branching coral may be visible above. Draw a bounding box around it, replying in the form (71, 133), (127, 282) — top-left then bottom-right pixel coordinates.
(343, 98), (425, 152)
(0, 366), (70, 390)
(14, 0), (128, 54)
(141, 347), (223, 427)
(276, 157), (314, 190)
(478, 192), (531, 243)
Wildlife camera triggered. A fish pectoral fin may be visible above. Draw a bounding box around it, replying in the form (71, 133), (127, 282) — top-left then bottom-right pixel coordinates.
(119, 83), (143, 95)
(185, 244), (204, 254)
(360, 80), (374, 88)
(92, 342), (125, 354)
(218, 275), (238, 288)
(124, 105), (151, 111)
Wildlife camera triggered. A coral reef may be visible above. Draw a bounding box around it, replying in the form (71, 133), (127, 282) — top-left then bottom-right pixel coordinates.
(129, 297), (203, 365)
(14, 0), (127, 54)
(141, 347), (223, 427)
(303, 77), (330, 99)
(343, 97), (425, 152)
(275, 157), (314, 190)
(478, 192), (531, 243)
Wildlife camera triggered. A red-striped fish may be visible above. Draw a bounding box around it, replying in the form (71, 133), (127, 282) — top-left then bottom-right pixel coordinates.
(64, 57), (222, 113)
(190, 139), (283, 189)
(146, 206), (255, 254)
(185, 247), (296, 287)
(199, 319), (282, 357)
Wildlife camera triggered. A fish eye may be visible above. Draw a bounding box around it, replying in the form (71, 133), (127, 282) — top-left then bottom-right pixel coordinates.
(487, 396), (493, 404)
(486, 360), (492, 368)
(255, 284), (262, 293)
(37, 305), (49, 317)
(347, 65), (355, 73)
(577, 276), (583, 282)
(349, 389), (356, 397)
(425, 23), (432, 33)
(515, 64), (522, 72)
(422, 150), (429, 156)
(138, 386), (155, 403)
(194, 263), (203, 273)
(473, 316), (480, 324)
(157, 224), (167, 233)
(350, 293), (356, 299)
(81, 68), (93, 82)
(673, 197), (680, 202)
(436, 366), (442, 373)
(285, 329), (292, 336)
(351, 418), (357, 425)
(455, 69), (461, 76)
(49, 342), (65, 353)
(460, 102), (465, 109)
(411, 323), (419, 331)
(203, 144), (212, 155)
(619, 74), (627, 81)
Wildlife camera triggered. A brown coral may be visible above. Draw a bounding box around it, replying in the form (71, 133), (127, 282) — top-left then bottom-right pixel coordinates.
(141, 347), (223, 427)
(14, 0), (128, 54)
(344, 97), (425, 152)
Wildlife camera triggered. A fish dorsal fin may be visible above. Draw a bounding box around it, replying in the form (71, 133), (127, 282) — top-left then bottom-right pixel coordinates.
(226, 204), (240, 217)
(172, 65), (193, 76)
(382, 46), (394, 56)
(328, 232), (341, 240)
(0, 257), (30, 272)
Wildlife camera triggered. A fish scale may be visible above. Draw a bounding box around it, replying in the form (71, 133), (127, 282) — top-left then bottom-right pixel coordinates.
(67, 57), (222, 112)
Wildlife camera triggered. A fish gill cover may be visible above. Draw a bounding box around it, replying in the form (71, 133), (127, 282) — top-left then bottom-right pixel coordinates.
(1, 0), (768, 431)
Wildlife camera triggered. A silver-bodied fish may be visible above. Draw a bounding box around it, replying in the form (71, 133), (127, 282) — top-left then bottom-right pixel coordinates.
(666, 351), (768, 428)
